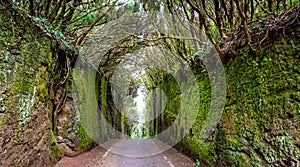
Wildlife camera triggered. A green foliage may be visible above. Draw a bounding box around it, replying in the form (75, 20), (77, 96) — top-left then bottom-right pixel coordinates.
(126, 0), (135, 8)
(195, 159), (201, 167)
(263, 57), (272, 62)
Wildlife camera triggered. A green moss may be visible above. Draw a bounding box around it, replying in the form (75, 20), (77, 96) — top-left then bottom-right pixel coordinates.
(217, 35), (300, 166)
(223, 150), (251, 167)
(75, 123), (93, 150)
(158, 74), (181, 126)
(50, 130), (63, 162)
(73, 66), (101, 143)
(168, 31), (300, 166)
(184, 137), (215, 166)
(35, 56), (52, 102)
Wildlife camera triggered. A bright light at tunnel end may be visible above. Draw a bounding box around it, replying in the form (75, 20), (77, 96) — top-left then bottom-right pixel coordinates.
(73, 11), (226, 157)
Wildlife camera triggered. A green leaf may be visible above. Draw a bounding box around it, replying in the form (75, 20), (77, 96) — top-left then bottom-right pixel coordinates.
(196, 159), (201, 167)
(126, 0), (134, 8)
(58, 32), (64, 38)
(41, 18), (48, 23)
(34, 17), (41, 22)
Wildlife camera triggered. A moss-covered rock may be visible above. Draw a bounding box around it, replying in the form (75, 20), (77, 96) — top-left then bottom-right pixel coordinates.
(217, 33), (300, 166)
(0, 8), (56, 166)
(159, 17), (300, 167)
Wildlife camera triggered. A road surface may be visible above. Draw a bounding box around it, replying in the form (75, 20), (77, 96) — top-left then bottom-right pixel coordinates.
(56, 139), (196, 167)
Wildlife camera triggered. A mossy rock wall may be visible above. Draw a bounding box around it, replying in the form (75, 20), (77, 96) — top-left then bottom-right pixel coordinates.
(218, 34), (300, 167)
(180, 28), (300, 166)
(0, 10), (54, 166)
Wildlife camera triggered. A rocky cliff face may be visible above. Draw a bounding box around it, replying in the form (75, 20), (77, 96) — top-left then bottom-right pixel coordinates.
(217, 33), (300, 167)
(0, 10), (54, 166)
(178, 13), (300, 167)
(0, 9), (94, 166)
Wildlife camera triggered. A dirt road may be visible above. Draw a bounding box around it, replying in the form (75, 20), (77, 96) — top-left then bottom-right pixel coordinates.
(56, 139), (196, 167)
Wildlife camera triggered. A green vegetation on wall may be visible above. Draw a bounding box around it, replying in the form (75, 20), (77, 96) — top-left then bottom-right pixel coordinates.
(178, 33), (300, 166)
(0, 8), (57, 166)
(73, 66), (101, 144)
